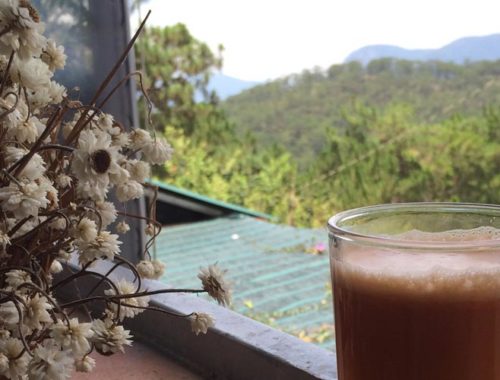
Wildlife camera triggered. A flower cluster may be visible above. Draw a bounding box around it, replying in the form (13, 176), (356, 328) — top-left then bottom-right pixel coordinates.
(0, 2), (230, 379)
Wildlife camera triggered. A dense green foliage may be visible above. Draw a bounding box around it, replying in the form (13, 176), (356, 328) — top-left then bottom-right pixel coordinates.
(300, 103), (500, 226)
(134, 25), (302, 221)
(223, 59), (500, 166)
(136, 27), (500, 228)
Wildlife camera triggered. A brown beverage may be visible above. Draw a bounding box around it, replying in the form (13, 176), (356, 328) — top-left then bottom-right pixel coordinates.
(332, 227), (500, 380)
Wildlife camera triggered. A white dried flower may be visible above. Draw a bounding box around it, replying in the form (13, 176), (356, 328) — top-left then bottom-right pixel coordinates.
(73, 217), (97, 243)
(0, 337), (29, 379)
(41, 39), (66, 71)
(136, 260), (155, 279)
(50, 318), (93, 356)
(24, 294), (52, 330)
(76, 230), (121, 266)
(189, 313), (215, 335)
(144, 223), (157, 237)
(76, 180), (107, 203)
(0, 230), (10, 249)
(142, 136), (173, 165)
(27, 85), (50, 109)
(0, 301), (20, 326)
(71, 129), (120, 201)
(0, 2), (46, 59)
(75, 355), (95, 373)
(112, 131), (129, 147)
(3, 146), (46, 181)
(0, 0), (38, 29)
(95, 201), (117, 228)
(0, 94), (24, 130)
(6, 216), (37, 238)
(6, 116), (40, 143)
(108, 158), (130, 186)
(0, 353), (8, 374)
(152, 259), (166, 278)
(115, 180), (143, 202)
(50, 260), (63, 274)
(56, 248), (71, 262)
(131, 258), (165, 280)
(47, 79), (66, 103)
(5, 269), (31, 289)
(50, 216), (67, 230)
(11, 57), (52, 91)
(55, 174), (72, 188)
(127, 159), (150, 183)
(39, 175), (58, 210)
(198, 264), (232, 306)
(0, 180), (50, 219)
(104, 279), (149, 321)
(91, 318), (132, 354)
(97, 113), (113, 129)
(28, 341), (73, 380)
(128, 129), (152, 150)
(116, 221), (130, 234)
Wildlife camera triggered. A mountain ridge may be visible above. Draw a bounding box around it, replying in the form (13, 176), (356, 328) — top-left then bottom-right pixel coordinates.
(208, 72), (260, 100)
(345, 34), (500, 65)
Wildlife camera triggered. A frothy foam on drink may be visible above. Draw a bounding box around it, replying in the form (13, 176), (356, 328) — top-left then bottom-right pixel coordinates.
(335, 227), (500, 301)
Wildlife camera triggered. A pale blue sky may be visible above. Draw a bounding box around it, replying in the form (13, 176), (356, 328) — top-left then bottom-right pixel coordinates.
(132, 0), (500, 82)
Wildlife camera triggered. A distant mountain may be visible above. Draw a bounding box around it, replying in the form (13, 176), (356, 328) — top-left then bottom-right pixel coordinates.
(208, 73), (261, 100)
(345, 34), (500, 65)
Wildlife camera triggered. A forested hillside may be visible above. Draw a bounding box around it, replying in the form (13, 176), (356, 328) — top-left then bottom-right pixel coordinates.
(223, 59), (500, 165)
(136, 26), (500, 228)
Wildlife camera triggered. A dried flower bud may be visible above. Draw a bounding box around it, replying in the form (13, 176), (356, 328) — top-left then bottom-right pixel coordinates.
(116, 221), (130, 234)
(198, 264), (232, 306)
(74, 217), (98, 243)
(189, 313), (215, 335)
(144, 223), (157, 237)
(75, 355), (96, 373)
(50, 260), (63, 274)
(142, 137), (173, 165)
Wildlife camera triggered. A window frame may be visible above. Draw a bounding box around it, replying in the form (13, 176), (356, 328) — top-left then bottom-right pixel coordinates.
(58, 259), (338, 380)
(48, 1), (338, 378)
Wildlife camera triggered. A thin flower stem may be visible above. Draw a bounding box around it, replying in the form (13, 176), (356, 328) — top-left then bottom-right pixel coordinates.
(0, 91), (19, 123)
(10, 105), (64, 178)
(36, 144), (74, 153)
(0, 50), (14, 95)
(81, 255), (141, 301)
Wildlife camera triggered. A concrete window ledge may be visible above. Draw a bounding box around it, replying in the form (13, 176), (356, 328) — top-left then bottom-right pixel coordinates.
(57, 259), (338, 380)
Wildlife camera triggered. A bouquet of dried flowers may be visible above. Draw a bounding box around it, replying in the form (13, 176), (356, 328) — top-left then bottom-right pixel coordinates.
(0, 1), (231, 379)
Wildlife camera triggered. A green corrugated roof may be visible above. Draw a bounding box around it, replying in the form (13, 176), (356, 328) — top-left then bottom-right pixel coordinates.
(154, 214), (335, 350)
(147, 179), (274, 220)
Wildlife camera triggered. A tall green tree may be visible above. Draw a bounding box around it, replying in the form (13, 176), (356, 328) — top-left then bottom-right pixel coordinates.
(135, 24), (224, 135)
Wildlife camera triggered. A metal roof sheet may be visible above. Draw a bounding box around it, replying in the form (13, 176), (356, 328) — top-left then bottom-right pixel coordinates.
(148, 179), (274, 220)
(154, 214), (334, 351)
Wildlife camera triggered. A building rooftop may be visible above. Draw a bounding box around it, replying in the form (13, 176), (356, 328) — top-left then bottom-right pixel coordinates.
(147, 179), (274, 223)
(154, 214), (334, 350)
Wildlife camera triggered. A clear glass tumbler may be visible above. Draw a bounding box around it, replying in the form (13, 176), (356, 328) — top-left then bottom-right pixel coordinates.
(328, 203), (500, 380)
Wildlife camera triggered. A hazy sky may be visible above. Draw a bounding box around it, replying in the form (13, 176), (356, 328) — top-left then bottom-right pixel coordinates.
(132, 0), (500, 82)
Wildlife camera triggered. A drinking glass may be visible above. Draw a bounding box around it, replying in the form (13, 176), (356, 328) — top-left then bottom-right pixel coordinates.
(328, 203), (500, 380)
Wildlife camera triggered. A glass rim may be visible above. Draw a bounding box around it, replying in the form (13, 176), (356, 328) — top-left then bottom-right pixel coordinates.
(327, 202), (500, 250)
